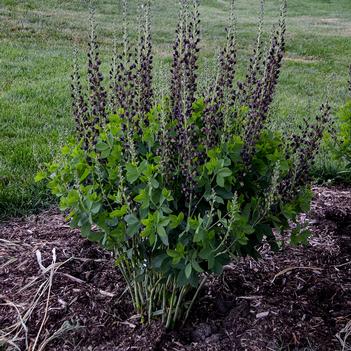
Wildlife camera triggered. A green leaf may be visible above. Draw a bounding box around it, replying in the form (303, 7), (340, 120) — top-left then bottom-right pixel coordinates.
(96, 142), (109, 152)
(90, 202), (101, 215)
(170, 212), (184, 229)
(199, 247), (212, 260)
(208, 253), (215, 270)
(157, 225), (169, 246)
(214, 195), (224, 204)
(151, 254), (168, 269)
(79, 168), (90, 182)
(161, 188), (173, 201)
(110, 205), (128, 218)
(61, 145), (70, 155)
(216, 189), (234, 200)
(191, 259), (203, 273)
(193, 226), (206, 243)
(65, 190), (80, 207)
(216, 167), (232, 187)
(185, 263), (192, 279)
(81, 225), (103, 243)
(134, 188), (150, 209)
(207, 160), (220, 174)
(150, 178), (159, 189)
(218, 167), (232, 177)
(167, 249), (179, 258)
(34, 171), (47, 183)
(216, 175), (224, 187)
(87, 231), (104, 242)
(177, 270), (187, 287)
(212, 254), (228, 274)
(188, 217), (200, 231)
(125, 214), (140, 237)
(138, 160), (148, 175)
(109, 222), (126, 242)
(291, 225), (311, 246)
(159, 217), (170, 227)
(126, 163), (139, 184)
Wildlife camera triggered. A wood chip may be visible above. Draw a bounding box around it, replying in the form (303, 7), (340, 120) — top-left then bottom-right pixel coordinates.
(256, 311), (270, 319)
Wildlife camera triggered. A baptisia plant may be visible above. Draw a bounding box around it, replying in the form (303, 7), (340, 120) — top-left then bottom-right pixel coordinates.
(37, 0), (331, 328)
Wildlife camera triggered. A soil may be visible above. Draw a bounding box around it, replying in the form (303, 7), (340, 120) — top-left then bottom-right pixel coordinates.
(0, 186), (350, 351)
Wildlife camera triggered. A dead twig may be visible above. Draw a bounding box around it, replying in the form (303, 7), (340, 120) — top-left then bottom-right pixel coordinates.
(271, 266), (323, 283)
(335, 261), (351, 269)
(336, 320), (351, 351)
(237, 295), (263, 300)
(32, 248), (57, 351)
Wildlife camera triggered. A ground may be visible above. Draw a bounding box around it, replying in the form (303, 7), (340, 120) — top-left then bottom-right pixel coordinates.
(1, 186), (350, 351)
(1, 0), (351, 218)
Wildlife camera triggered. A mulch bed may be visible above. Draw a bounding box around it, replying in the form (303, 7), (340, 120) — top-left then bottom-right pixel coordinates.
(0, 186), (350, 351)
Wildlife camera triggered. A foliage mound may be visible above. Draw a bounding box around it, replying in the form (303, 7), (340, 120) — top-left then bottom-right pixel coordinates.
(38, 0), (330, 328)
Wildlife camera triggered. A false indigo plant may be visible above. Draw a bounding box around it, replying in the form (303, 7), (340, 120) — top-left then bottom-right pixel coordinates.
(38, 0), (330, 328)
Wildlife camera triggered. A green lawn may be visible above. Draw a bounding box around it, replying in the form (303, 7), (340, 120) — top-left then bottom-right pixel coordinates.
(1, 0), (351, 219)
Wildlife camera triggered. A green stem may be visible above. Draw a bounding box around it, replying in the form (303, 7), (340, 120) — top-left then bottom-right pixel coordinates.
(166, 278), (177, 329)
(173, 285), (187, 324)
(133, 270), (141, 314)
(208, 212), (229, 230)
(183, 275), (208, 325)
(213, 225), (235, 255)
(161, 282), (167, 324)
(115, 250), (136, 308)
(137, 281), (145, 307)
(148, 277), (162, 324)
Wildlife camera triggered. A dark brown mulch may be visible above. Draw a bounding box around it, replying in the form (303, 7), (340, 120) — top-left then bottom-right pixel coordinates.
(0, 186), (350, 351)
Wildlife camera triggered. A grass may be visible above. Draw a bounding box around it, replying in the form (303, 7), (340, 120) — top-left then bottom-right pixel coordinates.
(0, 0), (351, 220)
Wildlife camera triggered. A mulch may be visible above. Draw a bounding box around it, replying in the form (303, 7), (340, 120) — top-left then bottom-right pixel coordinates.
(0, 186), (350, 351)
